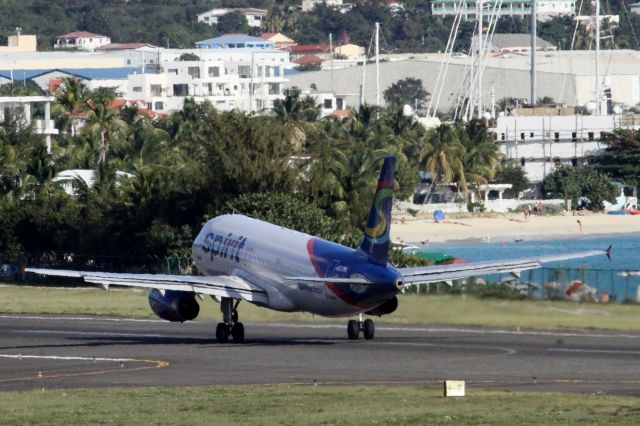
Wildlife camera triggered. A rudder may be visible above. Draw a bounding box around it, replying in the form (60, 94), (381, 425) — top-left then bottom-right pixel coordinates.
(358, 156), (395, 265)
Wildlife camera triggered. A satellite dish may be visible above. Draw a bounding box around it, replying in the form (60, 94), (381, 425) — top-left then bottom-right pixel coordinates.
(402, 104), (413, 116)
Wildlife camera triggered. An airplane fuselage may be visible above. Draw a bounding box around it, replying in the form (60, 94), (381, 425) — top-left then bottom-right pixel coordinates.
(192, 214), (402, 316)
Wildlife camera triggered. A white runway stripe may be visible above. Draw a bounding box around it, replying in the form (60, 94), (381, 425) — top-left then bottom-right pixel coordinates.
(0, 354), (137, 362)
(549, 348), (640, 355)
(13, 329), (174, 339)
(0, 314), (165, 323)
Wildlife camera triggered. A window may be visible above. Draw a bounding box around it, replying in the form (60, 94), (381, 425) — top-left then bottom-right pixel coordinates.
(187, 67), (201, 79)
(571, 157), (578, 167)
(173, 84), (189, 96)
(203, 82), (213, 95)
(529, 132), (534, 138)
(154, 101), (164, 111)
(127, 59), (131, 65)
(554, 132), (559, 142)
(265, 66), (272, 77)
(501, 133), (505, 141)
(168, 69), (178, 75)
(336, 98), (344, 109)
(571, 132), (577, 142)
(238, 65), (251, 78)
(208, 66), (220, 77)
(256, 66), (262, 77)
(256, 99), (264, 109)
(133, 86), (143, 93)
(323, 99), (333, 109)
(268, 83), (280, 95)
(150, 84), (162, 96)
(520, 157), (526, 166)
(588, 131), (594, 141)
(520, 132), (525, 141)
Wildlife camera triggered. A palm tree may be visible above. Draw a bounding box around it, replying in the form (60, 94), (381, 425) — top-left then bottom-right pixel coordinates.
(420, 124), (467, 193)
(458, 121), (500, 189)
(83, 102), (127, 166)
(53, 77), (88, 136)
(273, 89), (320, 150)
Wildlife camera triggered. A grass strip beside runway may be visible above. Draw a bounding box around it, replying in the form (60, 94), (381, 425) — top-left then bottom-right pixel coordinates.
(1, 385), (639, 425)
(2, 284), (640, 331)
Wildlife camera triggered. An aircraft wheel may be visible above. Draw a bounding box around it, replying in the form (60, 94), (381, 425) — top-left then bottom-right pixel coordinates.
(363, 319), (375, 340)
(347, 320), (360, 340)
(216, 322), (229, 343)
(232, 322), (245, 343)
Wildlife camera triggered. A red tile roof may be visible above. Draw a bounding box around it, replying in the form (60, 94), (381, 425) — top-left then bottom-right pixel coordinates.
(260, 33), (278, 39)
(57, 31), (108, 39)
(290, 43), (330, 53)
(330, 109), (350, 118)
(293, 55), (324, 65)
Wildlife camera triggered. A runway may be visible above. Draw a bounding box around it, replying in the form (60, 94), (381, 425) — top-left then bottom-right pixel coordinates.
(2, 314), (640, 395)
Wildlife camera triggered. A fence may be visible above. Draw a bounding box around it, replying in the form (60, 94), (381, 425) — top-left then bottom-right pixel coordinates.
(409, 266), (640, 303)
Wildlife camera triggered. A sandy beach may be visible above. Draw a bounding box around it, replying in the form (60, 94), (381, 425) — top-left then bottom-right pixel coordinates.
(390, 212), (640, 244)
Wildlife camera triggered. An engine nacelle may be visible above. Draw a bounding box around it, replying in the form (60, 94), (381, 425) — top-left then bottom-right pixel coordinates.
(148, 289), (200, 322)
(365, 296), (398, 317)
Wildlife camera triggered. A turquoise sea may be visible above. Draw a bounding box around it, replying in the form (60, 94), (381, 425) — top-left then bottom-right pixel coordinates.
(416, 234), (640, 302)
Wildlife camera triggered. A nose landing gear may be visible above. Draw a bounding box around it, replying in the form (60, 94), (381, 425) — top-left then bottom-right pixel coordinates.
(216, 297), (244, 343)
(347, 314), (375, 340)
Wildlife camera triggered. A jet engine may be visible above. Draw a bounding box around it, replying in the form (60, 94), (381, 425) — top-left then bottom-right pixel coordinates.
(148, 289), (200, 322)
(365, 296), (398, 317)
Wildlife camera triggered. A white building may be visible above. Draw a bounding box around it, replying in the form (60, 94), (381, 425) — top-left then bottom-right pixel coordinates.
(431, 0), (575, 20)
(54, 31), (111, 51)
(0, 96), (58, 152)
(124, 49), (289, 114)
(197, 8), (267, 28)
(301, 0), (351, 13)
(493, 114), (635, 183)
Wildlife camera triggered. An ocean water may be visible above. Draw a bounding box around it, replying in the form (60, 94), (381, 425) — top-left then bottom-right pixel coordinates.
(412, 234), (640, 302)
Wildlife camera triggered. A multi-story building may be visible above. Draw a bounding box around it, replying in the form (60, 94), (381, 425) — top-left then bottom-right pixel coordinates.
(431, 0), (575, 20)
(492, 112), (638, 183)
(0, 96), (58, 152)
(124, 47), (289, 114)
(54, 31), (111, 51)
(301, 0), (350, 12)
(197, 8), (267, 28)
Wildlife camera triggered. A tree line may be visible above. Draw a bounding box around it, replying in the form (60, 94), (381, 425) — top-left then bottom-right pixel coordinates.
(1, 0), (638, 53)
(0, 78), (507, 258)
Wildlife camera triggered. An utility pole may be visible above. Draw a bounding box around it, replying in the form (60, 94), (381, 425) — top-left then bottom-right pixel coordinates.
(530, 0), (536, 106)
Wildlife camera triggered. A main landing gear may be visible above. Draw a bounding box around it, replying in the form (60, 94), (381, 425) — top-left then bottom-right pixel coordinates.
(216, 297), (244, 343)
(347, 313), (375, 340)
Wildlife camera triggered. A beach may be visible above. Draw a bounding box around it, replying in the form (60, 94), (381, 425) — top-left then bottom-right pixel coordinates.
(390, 212), (640, 244)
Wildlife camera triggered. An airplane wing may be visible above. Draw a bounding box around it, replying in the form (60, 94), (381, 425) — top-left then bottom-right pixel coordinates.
(397, 247), (610, 285)
(25, 268), (269, 304)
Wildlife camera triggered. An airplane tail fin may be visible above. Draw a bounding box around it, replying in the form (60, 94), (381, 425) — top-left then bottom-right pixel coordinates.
(359, 156), (395, 265)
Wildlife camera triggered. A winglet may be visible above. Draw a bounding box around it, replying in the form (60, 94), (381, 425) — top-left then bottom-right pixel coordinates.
(606, 245), (612, 262)
(358, 156), (395, 265)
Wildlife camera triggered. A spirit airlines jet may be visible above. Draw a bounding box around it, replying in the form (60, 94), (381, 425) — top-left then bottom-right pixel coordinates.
(27, 157), (609, 343)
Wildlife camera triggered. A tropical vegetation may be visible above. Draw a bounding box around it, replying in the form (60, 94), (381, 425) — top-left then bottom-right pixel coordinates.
(0, 79), (506, 261)
(2, 0), (639, 53)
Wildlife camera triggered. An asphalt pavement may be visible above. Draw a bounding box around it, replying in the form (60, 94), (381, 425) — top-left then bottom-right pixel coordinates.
(1, 313), (640, 395)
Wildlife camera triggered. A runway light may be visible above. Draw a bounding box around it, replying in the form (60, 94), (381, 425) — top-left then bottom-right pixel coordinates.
(443, 380), (466, 397)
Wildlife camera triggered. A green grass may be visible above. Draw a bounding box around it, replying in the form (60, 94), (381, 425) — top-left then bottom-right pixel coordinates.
(2, 284), (640, 331)
(1, 385), (639, 425)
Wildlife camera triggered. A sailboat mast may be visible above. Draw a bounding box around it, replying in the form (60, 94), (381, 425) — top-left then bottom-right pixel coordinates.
(477, 0), (483, 118)
(595, 0), (601, 115)
(375, 22), (380, 107)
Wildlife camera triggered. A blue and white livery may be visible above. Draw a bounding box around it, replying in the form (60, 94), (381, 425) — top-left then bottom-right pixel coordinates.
(27, 157), (609, 342)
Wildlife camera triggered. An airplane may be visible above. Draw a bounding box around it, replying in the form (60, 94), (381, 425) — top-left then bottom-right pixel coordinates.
(26, 156), (610, 343)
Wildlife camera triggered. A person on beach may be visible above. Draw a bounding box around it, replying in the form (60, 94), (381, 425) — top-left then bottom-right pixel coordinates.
(577, 219), (583, 234)
(524, 205), (530, 222)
